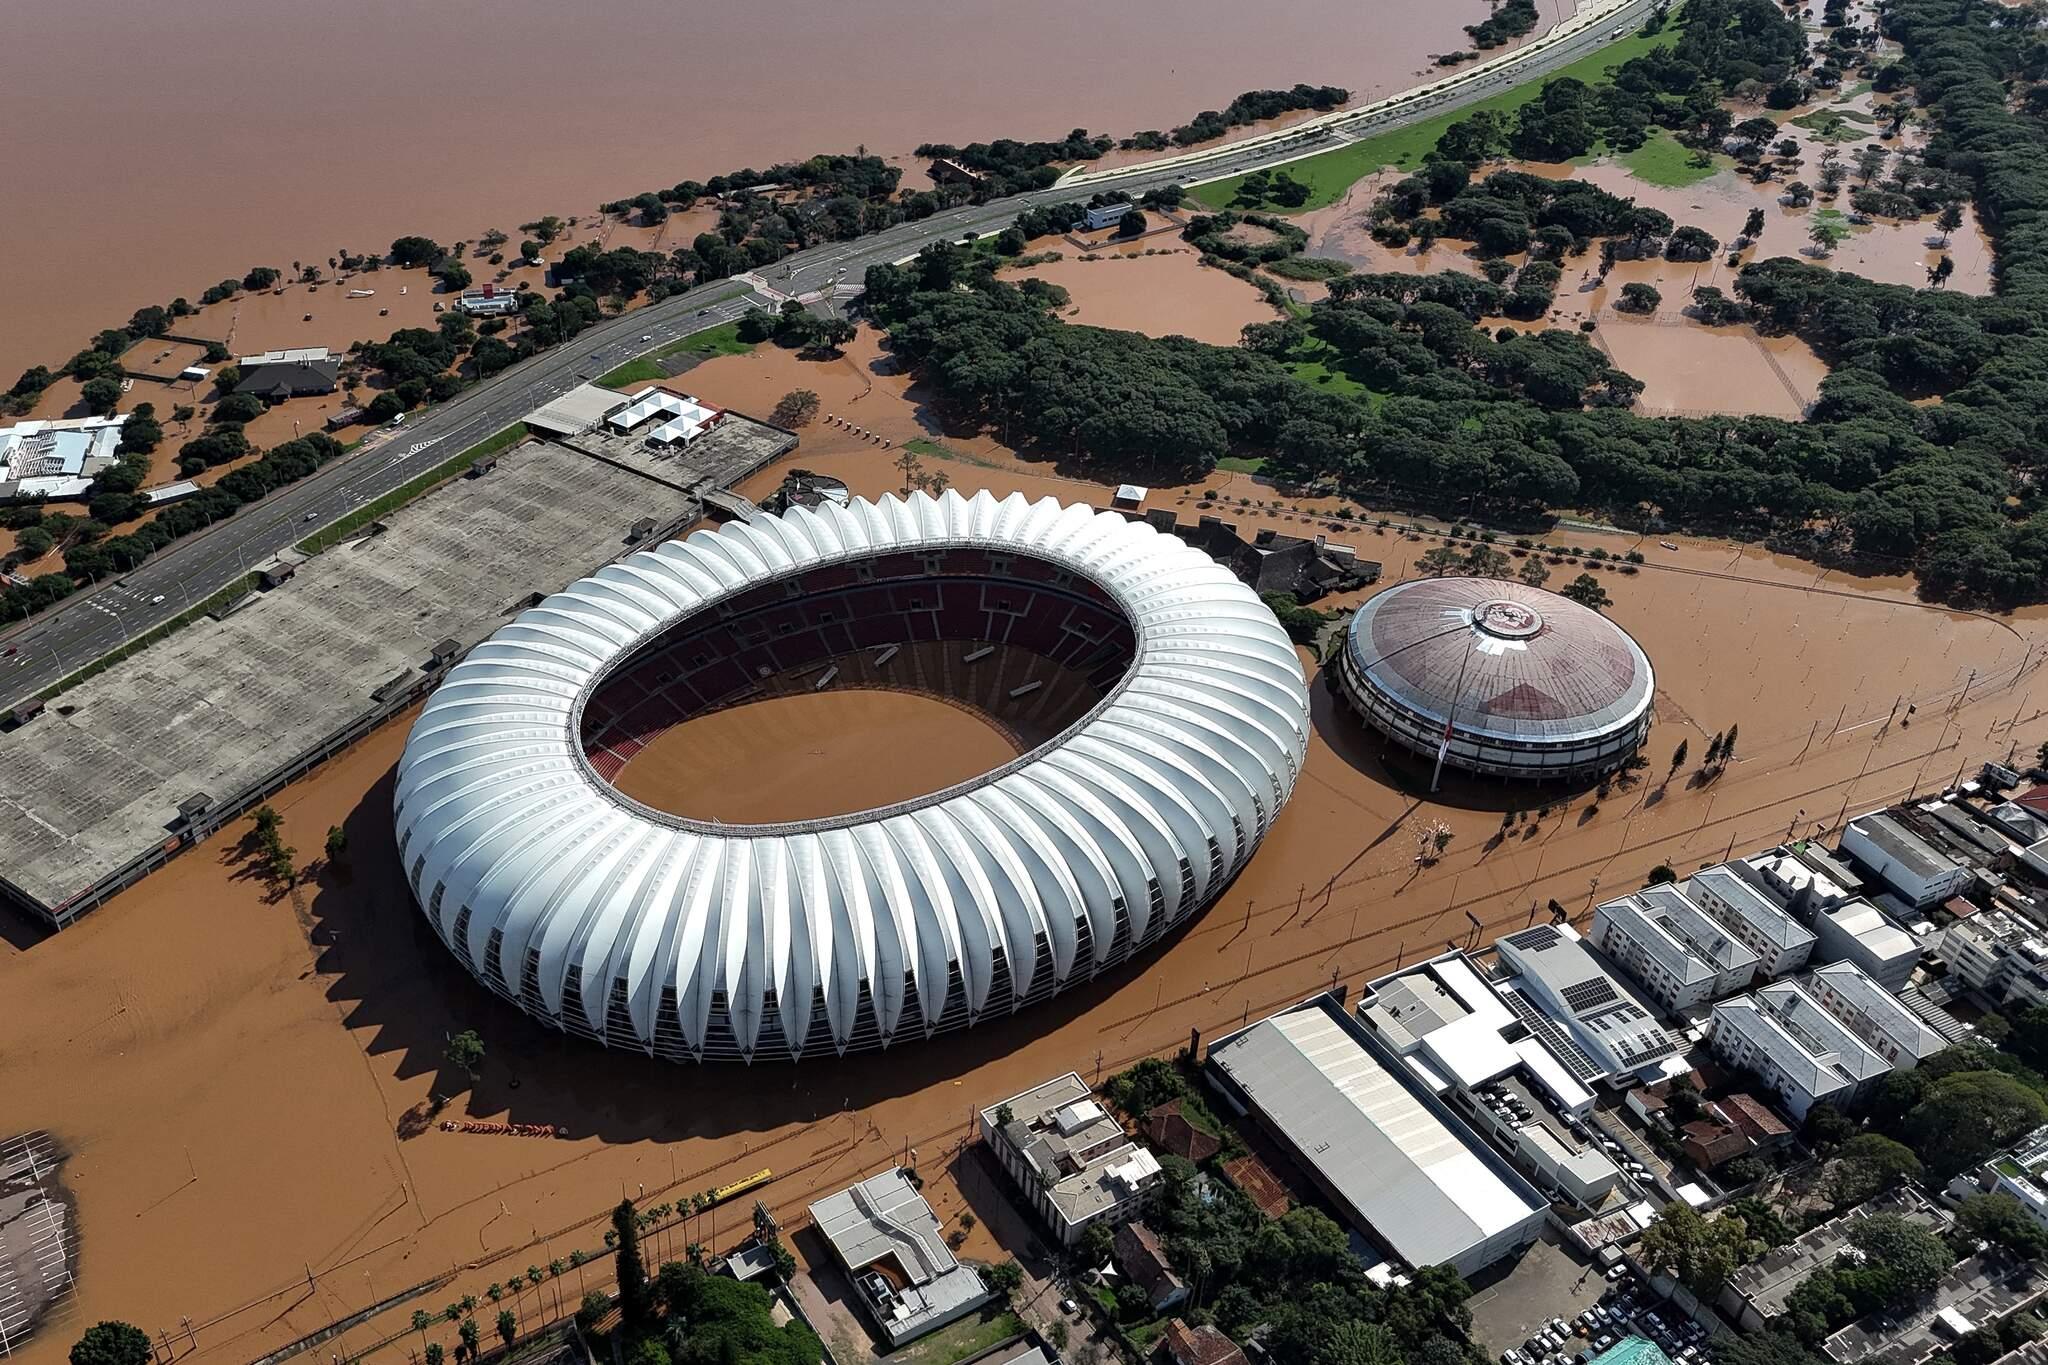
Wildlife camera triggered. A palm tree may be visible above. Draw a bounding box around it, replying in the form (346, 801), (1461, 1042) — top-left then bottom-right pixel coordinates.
(570, 1249), (589, 1295)
(411, 1310), (433, 1352)
(526, 1267), (546, 1318)
(457, 1318), (480, 1361)
(548, 1260), (567, 1316)
(496, 1310), (517, 1350)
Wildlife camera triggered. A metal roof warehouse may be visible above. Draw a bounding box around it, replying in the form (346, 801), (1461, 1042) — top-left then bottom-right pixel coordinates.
(1205, 993), (1548, 1277)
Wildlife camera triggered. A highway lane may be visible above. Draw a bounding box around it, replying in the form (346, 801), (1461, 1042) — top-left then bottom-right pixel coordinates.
(0, 0), (1652, 710)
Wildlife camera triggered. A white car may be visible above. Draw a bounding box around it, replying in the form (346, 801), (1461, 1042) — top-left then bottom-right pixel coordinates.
(149, 594), (165, 604)
(641, 334), (652, 342)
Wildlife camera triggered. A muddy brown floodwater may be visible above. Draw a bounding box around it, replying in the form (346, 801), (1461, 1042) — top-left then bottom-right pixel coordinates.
(0, 0), (1545, 381)
(611, 691), (1021, 823)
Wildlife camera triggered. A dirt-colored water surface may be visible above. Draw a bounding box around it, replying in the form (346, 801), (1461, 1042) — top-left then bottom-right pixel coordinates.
(5, 318), (2045, 1365)
(0, 0), (1545, 381)
(611, 690), (1021, 823)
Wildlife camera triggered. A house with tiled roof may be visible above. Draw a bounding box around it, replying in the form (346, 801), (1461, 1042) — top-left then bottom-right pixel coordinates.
(1115, 1221), (1187, 1312)
(1161, 1319), (1249, 1365)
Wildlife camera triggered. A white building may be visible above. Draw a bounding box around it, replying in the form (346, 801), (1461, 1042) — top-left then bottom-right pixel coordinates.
(1689, 862), (1818, 978)
(1939, 908), (2048, 1010)
(455, 285), (522, 316)
(1083, 202), (1135, 230)
(1707, 981), (1891, 1120)
(1590, 883), (1759, 1012)
(606, 386), (725, 446)
(0, 414), (128, 500)
(1494, 922), (1685, 1085)
(979, 1074), (1160, 1247)
(1948, 1126), (2048, 1234)
(808, 1168), (993, 1346)
(1843, 813), (1973, 909)
(1357, 951), (1620, 1209)
(1208, 995), (1549, 1276)
(1805, 961), (1947, 1067)
(1815, 898), (1921, 993)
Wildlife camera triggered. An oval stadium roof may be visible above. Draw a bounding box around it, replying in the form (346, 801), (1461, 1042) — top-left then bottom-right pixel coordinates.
(393, 489), (1310, 1061)
(1344, 577), (1652, 748)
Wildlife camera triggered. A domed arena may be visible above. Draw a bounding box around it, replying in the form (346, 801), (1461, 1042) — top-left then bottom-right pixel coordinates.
(393, 490), (1310, 1063)
(1331, 576), (1653, 782)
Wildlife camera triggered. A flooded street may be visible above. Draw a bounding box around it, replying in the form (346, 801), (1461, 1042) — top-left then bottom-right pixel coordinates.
(0, 0), (1533, 380)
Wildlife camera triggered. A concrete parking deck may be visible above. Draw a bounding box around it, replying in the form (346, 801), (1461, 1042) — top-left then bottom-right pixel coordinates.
(0, 436), (712, 924)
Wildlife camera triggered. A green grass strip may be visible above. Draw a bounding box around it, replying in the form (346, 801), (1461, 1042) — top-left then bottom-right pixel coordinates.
(1190, 23), (1680, 212)
(297, 422), (529, 555)
(34, 571), (264, 703)
(597, 320), (754, 388)
(1615, 128), (1726, 187)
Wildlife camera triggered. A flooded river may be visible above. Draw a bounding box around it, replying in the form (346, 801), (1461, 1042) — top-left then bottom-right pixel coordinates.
(0, 0), (1536, 379)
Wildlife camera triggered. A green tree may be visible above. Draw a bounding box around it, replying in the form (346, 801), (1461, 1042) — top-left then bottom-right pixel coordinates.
(1848, 1214), (1950, 1306)
(458, 1317), (480, 1358)
(1900, 1071), (2048, 1176)
(445, 1028), (485, 1082)
(1670, 738), (1689, 773)
(1825, 1133), (1922, 1207)
(325, 825), (347, 862)
(81, 377), (122, 417)
(1617, 282), (1662, 314)
(1640, 1202), (1759, 1297)
(1560, 572), (1612, 610)
(1648, 864), (1678, 883)
(496, 1309), (516, 1347)
(1937, 201), (1965, 245)
(70, 1322), (152, 1365)
(425, 1346), (445, 1365)
(983, 1259), (1025, 1299)
(613, 1198), (652, 1333)
(1956, 1193), (2048, 1259)
(1517, 555), (1551, 589)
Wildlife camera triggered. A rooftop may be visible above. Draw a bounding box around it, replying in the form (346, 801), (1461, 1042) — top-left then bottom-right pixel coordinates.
(984, 1073), (1155, 1228)
(1848, 813), (1965, 884)
(1824, 900), (1921, 961)
(0, 414), (127, 483)
(1596, 887), (1736, 988)
(1825, 1253), (2047, 1365)
(235, 346), (334, 365)
(1495, 923), (1683, 1078)
(1593, 1338), (1677, 1365)
(1691, 862), (1819, 952)
(1728, 1187), (1947, 1318)
(1809, 961), (1947, 1060)
(1207, 996), (1546, 1271)
(807, 1167), (991, 1341)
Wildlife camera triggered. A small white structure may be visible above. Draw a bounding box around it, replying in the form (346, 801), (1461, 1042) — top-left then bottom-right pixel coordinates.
(234, 345), (335, 367)
(808, 1168), (993, 1346)
(454, 284), (521, 316)
(606, 387), (724, 446)
(1816, 898), (1921, 993)
(1084, 202), (1135, 231)
(1111, 483), (1147, 510)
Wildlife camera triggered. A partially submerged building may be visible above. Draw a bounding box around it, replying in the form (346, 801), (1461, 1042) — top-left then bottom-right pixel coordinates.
(807, 1168), (993, 1347)
(232, 347), (340, 399)
(1207, 993), (1548, 1277)
(979, 1074), (1160, 1247)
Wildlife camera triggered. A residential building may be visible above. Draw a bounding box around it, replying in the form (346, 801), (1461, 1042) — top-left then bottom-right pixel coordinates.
(1206, 994), (1548, 1277)
(1162, 1319), (1249, 1365)
(1844, 813), (1974, 909)
(232, 347), (340, 399)
(1947, 1125), (2048, 1233)
(1707, 981), (1890, 1120)
(1824, 1252), (2047, 1365)
(1720, 1187), (1948, 1331)
(806, 1167), (994, 1346)
(1114, 1222), (1187, 1312)
(1815, 899), (1922, 993)
(1689, 862), (1818, 978)
(1806, 961), (1947, 1066)
(1493, 923), (1685, 1085)
(0, 414), (128, 501)
(455, 284), (521, 316)
(1939, 908), (2048, 1010)
(1590, 883), (1760, 1012)
(979, 1073), (1160, 1247)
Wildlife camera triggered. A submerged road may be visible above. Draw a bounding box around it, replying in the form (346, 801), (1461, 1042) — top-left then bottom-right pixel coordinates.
(0, 0), (1652, 711)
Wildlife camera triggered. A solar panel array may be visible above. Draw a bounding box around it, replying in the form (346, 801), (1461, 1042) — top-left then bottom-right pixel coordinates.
(1560, 978), (1621, 1014)
(1502, 987), (1604, 1082)
(1505, 925), (1564, 951)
